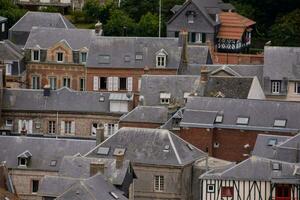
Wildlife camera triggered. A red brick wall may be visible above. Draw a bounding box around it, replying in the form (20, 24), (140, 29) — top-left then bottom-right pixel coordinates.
(179, 127), (293, 162)
(213, 52), (264, 65)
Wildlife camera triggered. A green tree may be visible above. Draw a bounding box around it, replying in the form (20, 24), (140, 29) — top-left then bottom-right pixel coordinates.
(0, 0), (26, 28)
(269, 9), (300, 46)
(137, 12), (159, 37)
(103, 9), (136, 36)
(83, 0), (102, 22)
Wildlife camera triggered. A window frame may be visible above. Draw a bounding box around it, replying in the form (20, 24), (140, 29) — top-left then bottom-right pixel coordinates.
(56, 52), (64, 63)
(32, 50), (40, 62)
(63, 77), (71, 88)
(156, 55), (166, 68)
(207, 184), (215, 193)
(31, 179), (39, 194)
(49, 76), (57, 90)
(99, 77), (107, 90)
(271, 80), (281, 94)
(31, 75), (40, 89)
(154, 175), (164, 192)
(80, 52), (87, 63)
(48, 121), (56, 134)
(119, 77), (127, 90)
(221, 186), (234, 198)
(294, 82), (300, 94)
(6, 119), (13, 127)
(64, 121), (72, 134)
(5, 63), (12, 76)
(80, 77), (85, 91)
(18, 157), (27, 167)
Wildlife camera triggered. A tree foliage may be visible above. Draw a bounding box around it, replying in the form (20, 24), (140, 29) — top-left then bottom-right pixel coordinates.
(137, 12), (159, 37)
(0, 0), (26, 28)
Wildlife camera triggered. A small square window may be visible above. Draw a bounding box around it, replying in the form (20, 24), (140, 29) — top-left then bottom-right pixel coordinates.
(236, 117), (249, 125)
(272, 162), (281, 171)
(268, 138), (277, 146)
(50, 160), (57, 166)
(135, 53), (143, 60)
(207, 184), (215, 193)
(6, 119), (13, 127)
(99, 96), (105, 102)
(274, 119), (287, 127)
(215, 115), (223, 123)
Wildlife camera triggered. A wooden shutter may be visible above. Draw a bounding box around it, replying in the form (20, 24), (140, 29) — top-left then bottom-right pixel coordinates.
(60, 121), (65, 135)
(202, 33), (206, 43)
(108, 77), (113, 91)
(104, 123), (108, 137)
(113, 77), (119, 91)
(71, 121), (75, 134)
(18, 120), (22, 133)
(127, 77), (133, 91)
(28, 120), (33, 134)
(93, 76), (99, 91)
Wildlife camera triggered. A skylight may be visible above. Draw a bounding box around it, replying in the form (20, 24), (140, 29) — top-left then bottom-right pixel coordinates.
(50, 160), (57, 167)
(97, 147), (110, 155)
(98, 55), (110, 64)
(274, 119), (287, 127)
(236, 117), (249, 125)
(215, 115), (223, 123)
(267, 138), (277, 146)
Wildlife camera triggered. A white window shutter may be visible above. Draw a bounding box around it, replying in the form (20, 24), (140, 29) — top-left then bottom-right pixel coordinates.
(138, 78), (141, 91)
(93, 76), (99, 91)
(113, 77), (119, 91)
(127, 77), (133, 91)
(108, 77), (113, 91)
(18, 120), (22, 133)
(114, 124), (119, 134)
(60, 121), (65, 135)
(71, 121), (75, 134)
(104, 123), (108, 137)
(28, 120), (33, 134)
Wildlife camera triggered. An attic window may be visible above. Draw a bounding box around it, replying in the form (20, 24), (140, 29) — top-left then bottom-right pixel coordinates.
(274, 119), (287, 128)
(215, 115), (223, 123)
(98, 55), (110, 64)
(135, 53), (143, 60)
(236, 117), (249, 125)
(156, 49), (168, 68)
(160, 92), (171, 105)
(186, 11), (195, 24)
(19, 158), (27, 167)
(109, 192), (119, 199)
(272, 162), (281, 171)
(97, 147), (110, 155)
(50, 160), (57, 167)
(268, 138), (277, 146)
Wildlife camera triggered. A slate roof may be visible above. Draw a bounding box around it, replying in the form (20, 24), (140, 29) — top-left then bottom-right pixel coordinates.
(0, 135), (95, 171)
(55, 174), (128, 200)
(252, 134), (291, 159)
(58, 156), (130, 185)
(264, 46), (300, 80)
(181, 97), (300, 132)
(86, 127), (206, 166)
(140, 75), (201, 106)
(120, 106), (169, 124)
(273, 134), (300, 163)
(0, 40), (24, 61)
(201, 156), (300, 183)
(9, 11), (75, 32)
(24, 27), (93, 50)
(2, 88), (117, 114)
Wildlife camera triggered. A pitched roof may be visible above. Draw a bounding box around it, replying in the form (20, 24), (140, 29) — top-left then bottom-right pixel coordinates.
(201, 156), (300, 183)
(0, 40), (24, 61)
(55, 174), (128, 200)
(140, 75), (201, 106)
(9, 11), (75, 32)
(181, 97), (300, 132)
(0, 135), (95, 171)
(86, 128), (206, 166)
(2, 88), (118, 114)
(86, 36), (180, 69)
(24, 27), (93, 50)
(264, 46), (300, 80)
(217, 12), (256, 40)
(120, 106), (169, 124)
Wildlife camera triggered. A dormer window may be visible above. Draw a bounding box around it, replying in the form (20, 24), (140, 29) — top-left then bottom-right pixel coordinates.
(156, 49), (168, 68)
(271, 80), (281, 94)
(215, 115), (223, 123)
(17, 150), (32, 167)
(19, 158), (27, 166)
(56, 52), (64, 63)
(80, 52), (87, 63)
(32, 50), (40, 62)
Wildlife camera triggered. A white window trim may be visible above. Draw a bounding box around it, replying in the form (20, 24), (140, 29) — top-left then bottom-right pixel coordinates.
(56, 52), (64, 63)
(294, 82), (300, 94)
(32, 49), (40, 62)
(156, 55), (166, 68)
(154, 175), (164, 192)
(271, 81), (281, 94)
(18, 158), (27, 167)
(5, 63), (12, 76)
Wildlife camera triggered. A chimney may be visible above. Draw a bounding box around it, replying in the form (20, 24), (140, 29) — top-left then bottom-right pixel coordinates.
(90, 160), (105, 176)
(115, 150), (125, 169)
(43, 85), (51, 96)
(177, 29), (188, 75)
(96, 126), (105, 146)
(200, 66), (209, 83)
(95, 21), (102, 35)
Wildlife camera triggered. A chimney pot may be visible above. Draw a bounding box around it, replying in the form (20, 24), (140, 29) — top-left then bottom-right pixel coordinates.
(90, 160), (105, 176)
(115, 154), (124, 169)
(96, 126), (105, 146)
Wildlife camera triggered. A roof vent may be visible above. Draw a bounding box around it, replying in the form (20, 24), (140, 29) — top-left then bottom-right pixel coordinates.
(163, 145), (170, 152)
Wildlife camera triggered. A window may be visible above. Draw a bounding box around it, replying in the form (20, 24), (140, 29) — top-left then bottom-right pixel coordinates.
(32, 50), (40, 61)
(119, 77), (127, 90)
(5, 63), (12, 75)
(236, 117), (249, 125)
(6, 119), (13, 127)
(91, 123), (98, 136)
(108, 123), (117, 136)
(189, 32), (206, 43)
(100, 77), (107, 90)
(271, 81), (281, 94)
(32, 180), (39, 193)
(154, 175), (164, 192)
(19, 158), (27, 166)
(135, 53), (143, 60)
(221, 187), (233, 197)
(31, 75), (40, 89)
(274, 119), (287, 128)
(49, 77), (57, 90)
(272, 162), (281, 171)
(156, 55), (166, 68)
(80, 78), (85, 91)
(1, 23), (5, 32)
(207, 184), (215, 193)
(50, 160), (57, 167)
(63, 77), (71, 88)
(294, 82), (300, 94)
(80, 52), (87, 63)
(215, 115), (223, 123)
(56, 52), (64, 62)
(160, 93), (171, 105)
(187, 14), (194, 23)
(268, 138), (277, 146)
(48, 121), (56, 134)
(98, 55), (110, 64)
(64, 121), (72, 134)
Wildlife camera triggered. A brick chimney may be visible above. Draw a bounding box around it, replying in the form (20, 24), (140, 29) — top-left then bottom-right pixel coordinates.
(96, 126), (105, 146)
(90, 160), (105, 176)
(114, 150), (125, 169)
(200, 66), (209, 83)
(177, 29), (188, 75)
